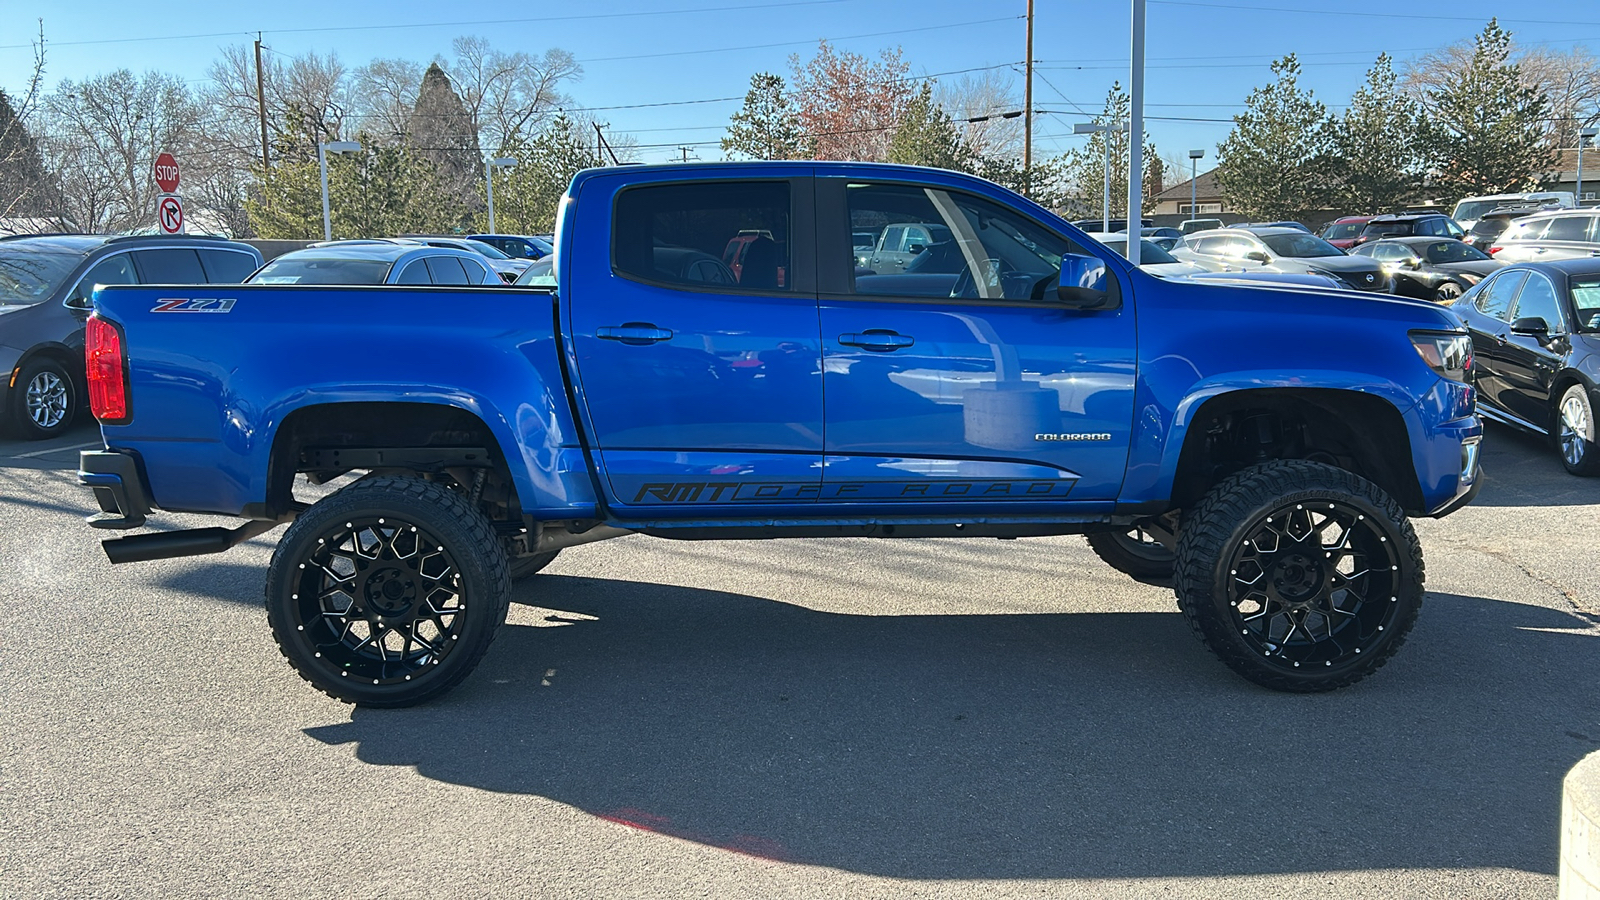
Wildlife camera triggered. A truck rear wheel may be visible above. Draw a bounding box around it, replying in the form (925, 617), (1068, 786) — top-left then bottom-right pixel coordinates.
(510, 549), (561, 580)
(265, 476), (511, 707)
(1087, 527), (1175, 580)
(1172, 460), (1423, 692)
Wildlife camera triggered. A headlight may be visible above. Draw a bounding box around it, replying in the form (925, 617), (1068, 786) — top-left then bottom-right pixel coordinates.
(1410, 331), (1472, 383)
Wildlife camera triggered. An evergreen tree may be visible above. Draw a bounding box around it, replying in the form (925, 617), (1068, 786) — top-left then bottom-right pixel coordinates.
(1215, 55), (1336, 220)
(409, 62), (483, 224)
(721, 73), (807, 160)
(1035, 83), (1158, 219)
(886, 82), (970, 171)
(487, 114), (594, 233)
(1331, 54), (1426, 213)
(1423, 19), (1554, 203)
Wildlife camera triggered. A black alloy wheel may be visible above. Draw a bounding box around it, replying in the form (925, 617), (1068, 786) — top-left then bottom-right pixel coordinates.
(1174, 460), (1423, 692)
(1087, 525), (1176, 580)
(266, 476), (511, 707)
(1434, 281), (1465, 302)
(10, 357), (77, 440)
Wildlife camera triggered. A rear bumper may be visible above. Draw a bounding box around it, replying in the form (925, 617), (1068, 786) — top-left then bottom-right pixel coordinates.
(78, 449), (152, 529)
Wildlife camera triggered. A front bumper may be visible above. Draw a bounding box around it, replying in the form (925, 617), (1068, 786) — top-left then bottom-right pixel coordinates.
(79, 449), (152, 529)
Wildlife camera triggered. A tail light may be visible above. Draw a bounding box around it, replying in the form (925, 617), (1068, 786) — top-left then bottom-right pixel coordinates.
(1488, 246), (1502, 255)
(86, 314), (131, 423)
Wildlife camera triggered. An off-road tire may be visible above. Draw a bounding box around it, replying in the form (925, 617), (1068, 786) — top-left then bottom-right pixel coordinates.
(510, 549), (561, 580)
(265, 475), (511, 707)
(9, 357), (77, 440)
(1556, 384), (1600, 477)
(1172, 460), (1424, 692)
(1087, 528), (1175, 580)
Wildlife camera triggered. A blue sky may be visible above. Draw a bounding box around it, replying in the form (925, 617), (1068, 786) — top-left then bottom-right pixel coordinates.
(3, 0), (1599, 174)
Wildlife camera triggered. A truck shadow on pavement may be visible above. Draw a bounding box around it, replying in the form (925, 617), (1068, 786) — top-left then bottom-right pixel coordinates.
(303, 574), (1600, 880)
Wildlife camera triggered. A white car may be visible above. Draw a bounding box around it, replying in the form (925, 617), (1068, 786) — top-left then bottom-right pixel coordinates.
(1083, 232), (1212, 278)
(1451, 192), (1575, 232)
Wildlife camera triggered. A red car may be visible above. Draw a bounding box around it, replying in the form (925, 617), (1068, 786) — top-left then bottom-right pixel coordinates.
(1320, 215), (1374, 250)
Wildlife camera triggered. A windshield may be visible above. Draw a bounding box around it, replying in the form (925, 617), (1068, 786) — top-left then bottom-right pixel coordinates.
(1321, 222), (1365, 239)
(1422, 241), (1489, 264)
(1361, 222), (1413, 237)
(461, 239), (511, 260)
(1261, 233), (1343, 258)
(1470, 218), (1511, 237)
(0, 249), (81, 305)
(1100, 237), (1178, 265)
(249, 258), (392, 284)
(1452, 200), (1498, 222)
(1573, 276), (1600, 331)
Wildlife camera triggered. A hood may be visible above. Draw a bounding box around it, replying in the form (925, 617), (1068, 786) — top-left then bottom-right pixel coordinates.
(1433, 259), (1501, 278)
(1292, 254), (1384, 275)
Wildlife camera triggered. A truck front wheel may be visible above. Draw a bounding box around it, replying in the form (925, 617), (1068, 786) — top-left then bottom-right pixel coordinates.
(1172, 460), (1423, 692)
(265, 476), (511, 707)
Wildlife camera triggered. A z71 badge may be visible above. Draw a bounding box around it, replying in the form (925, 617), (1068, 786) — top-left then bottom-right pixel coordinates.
(152, 298), (236, 313)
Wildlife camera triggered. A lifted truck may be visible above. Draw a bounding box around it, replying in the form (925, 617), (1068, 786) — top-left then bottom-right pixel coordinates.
(79, 162), (1482, 706)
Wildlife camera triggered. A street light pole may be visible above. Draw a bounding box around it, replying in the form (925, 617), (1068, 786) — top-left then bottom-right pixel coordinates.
(317, 140), (361, 242)
(1127, 0), (1146, 267)
(1075, 121), (1130, 233)
(485, 157), (517, 235)
(1189, 148), (1204, 221)
(1579, 127), (1598, 208)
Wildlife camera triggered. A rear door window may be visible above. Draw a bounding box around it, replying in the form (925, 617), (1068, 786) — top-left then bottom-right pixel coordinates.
(132, 248), (206, 284)
(460, 259), (489, 284)
(395, 260), (431, 284)
(424, 256), (471, 285)
(1511, 273), (1565, 331)
(1475, 271), (1527, 321)
(1544, 216), (1591, 242)
(612, 180), (790, 292)
(196, 249), (259, 283)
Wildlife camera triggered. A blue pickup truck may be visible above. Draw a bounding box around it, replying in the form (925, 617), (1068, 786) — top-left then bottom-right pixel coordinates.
(78, 162), (1482, 706)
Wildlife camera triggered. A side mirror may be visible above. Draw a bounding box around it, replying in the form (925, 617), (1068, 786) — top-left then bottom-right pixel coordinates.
(1245, 250), (1271, 264)
(1510, 316), (1551, 337)
(907, 243), (926, 255)
(1056, 254), (1122, 310)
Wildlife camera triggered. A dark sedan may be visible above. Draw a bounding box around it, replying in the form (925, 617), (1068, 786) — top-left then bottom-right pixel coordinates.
(1451, 258), (1600, 475)
(1350, 236), (1501, 302)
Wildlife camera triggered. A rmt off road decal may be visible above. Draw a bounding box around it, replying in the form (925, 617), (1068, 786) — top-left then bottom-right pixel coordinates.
(152, 298), (237, 313)
(630, 480), (1076, 503)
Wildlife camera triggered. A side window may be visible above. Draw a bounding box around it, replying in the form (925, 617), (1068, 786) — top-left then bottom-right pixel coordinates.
(71, 254), (137, 300)
(1513, 218), (1553, 242)
(132, 248), (206, 284)
(1545, 215), (1590, 242)
(1446, 219), (1465, 238)
(880, 226), (906, 253)
(460, 259), (489, 284)
(395, 260), (431, 285)
(1475, 271), (1526, 321)
(1512, 273), (1564, 331)
(846, 182), (1088, 301)
(424, 256), (470, 285)
(1191, 235), (1223, 255)
(196, 249), (258, 283)
(1371, 243), (1404, 262)
(613, 180), (789, 292)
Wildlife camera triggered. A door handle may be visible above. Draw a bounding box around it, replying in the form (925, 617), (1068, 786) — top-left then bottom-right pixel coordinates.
(1494, 332), (1507, 345)
(839, 330), (915, 352)
(597, 323), (673, 345)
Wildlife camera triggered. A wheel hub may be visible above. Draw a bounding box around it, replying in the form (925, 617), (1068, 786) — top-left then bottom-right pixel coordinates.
(364, 566), (417, 617)
(1271, 553), (1324, 603)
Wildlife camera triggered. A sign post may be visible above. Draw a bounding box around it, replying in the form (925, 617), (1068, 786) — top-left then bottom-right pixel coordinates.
(158, 195), (185, 234)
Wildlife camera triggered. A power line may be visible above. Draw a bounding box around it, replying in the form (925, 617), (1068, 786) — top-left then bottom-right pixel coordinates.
(1148, 0), (1600, 27)
(578, 16), (1021, 64)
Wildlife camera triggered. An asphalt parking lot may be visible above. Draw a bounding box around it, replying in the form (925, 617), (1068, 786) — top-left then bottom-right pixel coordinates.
(1, 420), (1597, 899)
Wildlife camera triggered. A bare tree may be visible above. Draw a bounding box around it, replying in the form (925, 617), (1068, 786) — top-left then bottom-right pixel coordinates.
(937, 69), (1022, 161)
(1521, 46), (1600, 149)
(208, 45), (349, 164)
(39, 70), (202, 232)
(444, 36), (580, 152)
(0, 21), (54, 227)
(350, 57), (424, 143)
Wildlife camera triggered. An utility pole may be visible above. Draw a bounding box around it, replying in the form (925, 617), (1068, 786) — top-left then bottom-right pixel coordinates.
(676, 146), (696, 163)
(254, 34), (270, 192)
(593, 122), (621, 166)
(1023, 0), (1034, 197)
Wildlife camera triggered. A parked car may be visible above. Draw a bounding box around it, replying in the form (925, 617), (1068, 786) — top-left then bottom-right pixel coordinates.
(400, 236), (529, 282)
(1070, 218), (1151, 233)
(1320, 215), (1375, 250)
(1170, 226), (1391, 292)
(0, 233), (261, 439)
(78, 159), (1480, 706)
(248, 240), (496, 286)
(1244, 221), (1311, 233)
(1350, 212), (1466, 247)
(1084, 232), (1209, 277)
(1451, 192), (1574, 232)
(512, 257), (555, 288)
(469, 233), (552, 261)
(1133, 227), (1184, 251)
(1450, 258), (1600, 474)
(1348, 237), (1501, 302)
(860, 221), (953, 273)
(1466, 206), (1544, 253)
(1486, 209), (1600, 263)
(1179, 218), (1224, 235)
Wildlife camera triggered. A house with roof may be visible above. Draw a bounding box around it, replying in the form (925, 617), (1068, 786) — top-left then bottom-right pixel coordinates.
(1149, 168), (1232, 217)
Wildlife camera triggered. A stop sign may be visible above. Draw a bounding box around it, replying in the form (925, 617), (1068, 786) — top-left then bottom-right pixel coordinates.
(153, 152), (180, 193)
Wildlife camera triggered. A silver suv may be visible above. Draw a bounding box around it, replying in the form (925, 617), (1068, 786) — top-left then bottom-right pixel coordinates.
(1489, 209), (1600, 263)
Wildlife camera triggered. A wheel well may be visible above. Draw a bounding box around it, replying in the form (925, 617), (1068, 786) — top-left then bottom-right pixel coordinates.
(12, 343), (84, 394)
(1549, 372), (1595, 426)
(1171, 389), (1425, 514)
(264, 402), (522, 523)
